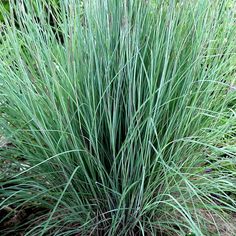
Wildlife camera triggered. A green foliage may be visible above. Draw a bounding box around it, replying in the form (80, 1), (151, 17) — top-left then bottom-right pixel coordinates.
(0, 1), (9, 22)
(0, 0), (236, 235)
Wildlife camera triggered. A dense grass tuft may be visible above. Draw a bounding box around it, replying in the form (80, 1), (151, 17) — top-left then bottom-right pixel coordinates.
(0, 0), (236, 235)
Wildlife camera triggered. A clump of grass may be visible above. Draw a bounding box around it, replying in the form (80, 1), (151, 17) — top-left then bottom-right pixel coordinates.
(0, 0), (236, 235)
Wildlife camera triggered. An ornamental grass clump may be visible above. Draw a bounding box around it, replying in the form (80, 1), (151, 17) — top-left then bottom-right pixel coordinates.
(0, 0), (236, 235)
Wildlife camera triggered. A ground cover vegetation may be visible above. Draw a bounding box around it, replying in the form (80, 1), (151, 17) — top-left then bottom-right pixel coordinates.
(0, 0), (236, 235)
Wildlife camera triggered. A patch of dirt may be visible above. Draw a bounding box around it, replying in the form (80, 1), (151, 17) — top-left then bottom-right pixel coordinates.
(199, 209), (236, 236)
